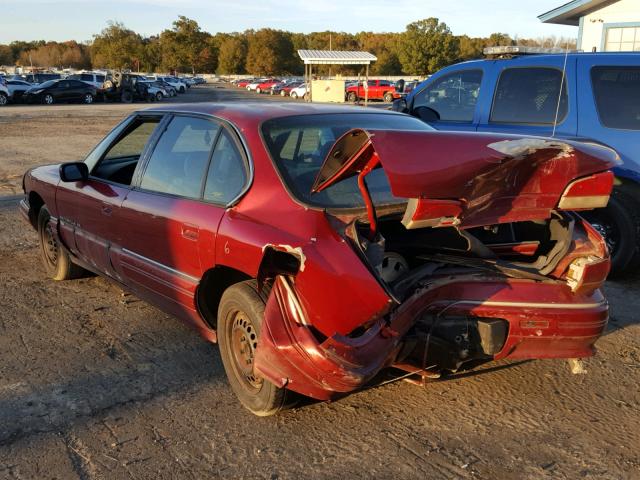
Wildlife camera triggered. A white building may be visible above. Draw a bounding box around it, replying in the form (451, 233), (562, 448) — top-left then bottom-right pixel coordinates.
(539, 0), (640, 52)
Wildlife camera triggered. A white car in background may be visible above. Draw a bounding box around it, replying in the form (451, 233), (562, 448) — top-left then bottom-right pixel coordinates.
(247, 79), (266, 91)
(289, 83), (308, 99)
(66, 72), (106, 89)
(139, 80), (168, 101)
(150, 76), (187, 93)
(7, 79), (32, 101)
(0, 80), (8, 106)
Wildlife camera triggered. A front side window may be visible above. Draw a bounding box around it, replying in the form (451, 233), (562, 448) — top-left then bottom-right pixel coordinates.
(491, 67), (567, 124)
(140, 116), (221, 198)
(92, 118), (160, 185)
(591, 66), (640, 130)
(262, 113), (433, 209)
(413, 70), (482, 122)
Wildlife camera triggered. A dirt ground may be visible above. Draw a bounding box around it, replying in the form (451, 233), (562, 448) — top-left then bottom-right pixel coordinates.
(0, 85), (639, 480)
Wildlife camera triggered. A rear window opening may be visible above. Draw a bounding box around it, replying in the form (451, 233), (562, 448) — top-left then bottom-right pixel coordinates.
(591, 66), (640, 130)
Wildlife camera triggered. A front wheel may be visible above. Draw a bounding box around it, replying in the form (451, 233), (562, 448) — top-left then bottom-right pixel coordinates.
(155, 91), (163, 101)
(290, 92), (298, 98)
(37, 206), (84, 280)
(218, 281), (295, 416)
(0, 93), (7, 106)
(179, 86), (186, 93)
(347, 91), (357, 102)
(383, 92), (394, 103)
(43, 94), (54, 105)
(280, 90), (286, 97)
(256, 87), (261, 94)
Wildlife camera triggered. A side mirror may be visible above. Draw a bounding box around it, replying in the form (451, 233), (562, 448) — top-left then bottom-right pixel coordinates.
(391, 98), (408, 113)
(59, 162), (89, 182)
(395, 79), (405, 93)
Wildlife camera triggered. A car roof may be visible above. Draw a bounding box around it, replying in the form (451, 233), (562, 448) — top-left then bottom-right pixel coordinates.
(141, 102), (402, 127)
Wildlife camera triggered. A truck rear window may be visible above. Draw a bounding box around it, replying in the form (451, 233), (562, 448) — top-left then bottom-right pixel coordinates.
(591, 66), (640, 130)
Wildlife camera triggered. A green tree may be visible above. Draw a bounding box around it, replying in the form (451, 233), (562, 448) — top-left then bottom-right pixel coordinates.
(487, 33), (514, 47)
(91, 21), (143, 70)
(457, 35), (484, 61)
(216, 34), (247, 74)
(0, 44), (15, 65)
(159, 16), (210, 73)
(398, 18), (459, 75)
(245, 29), (296, 76)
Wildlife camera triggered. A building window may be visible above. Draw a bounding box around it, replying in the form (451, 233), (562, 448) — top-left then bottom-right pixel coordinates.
(604, 26), (640, 52)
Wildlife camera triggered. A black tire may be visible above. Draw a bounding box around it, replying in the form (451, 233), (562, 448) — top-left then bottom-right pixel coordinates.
(347, 91), (357, 102)
(383, 92), (393, 103)
(155, 91), (163, 101)
(83, 93), (94, 104)
(179, 86), (186, 93)
(121, 90), (133, 103)
(290, 92), (298, 99)
(581, 187), (640, 276)
(0, 93), (7, 106)
(218, 280), (295, 416)
(43, 94), (54, 105)
(37, 206), (84, 281)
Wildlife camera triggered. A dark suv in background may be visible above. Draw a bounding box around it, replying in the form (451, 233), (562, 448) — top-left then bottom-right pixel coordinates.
(395, 52), (640, 275)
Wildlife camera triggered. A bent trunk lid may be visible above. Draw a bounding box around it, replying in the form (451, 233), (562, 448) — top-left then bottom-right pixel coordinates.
(312, 129), (620, 229)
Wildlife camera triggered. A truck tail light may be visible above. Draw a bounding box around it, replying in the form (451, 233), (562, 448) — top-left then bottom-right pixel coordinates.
(558, 171), (614, 211)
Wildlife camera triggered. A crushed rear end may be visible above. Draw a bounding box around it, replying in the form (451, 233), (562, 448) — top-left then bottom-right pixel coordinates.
(254, 129), (620, 401)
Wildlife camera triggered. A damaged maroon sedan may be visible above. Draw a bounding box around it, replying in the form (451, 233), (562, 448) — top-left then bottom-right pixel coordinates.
(21, 104), (619, 415)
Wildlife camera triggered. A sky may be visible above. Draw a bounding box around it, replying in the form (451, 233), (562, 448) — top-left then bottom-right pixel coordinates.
(0, 0), (578, 44)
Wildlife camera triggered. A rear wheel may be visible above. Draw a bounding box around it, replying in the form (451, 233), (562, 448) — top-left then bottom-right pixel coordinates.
(280, 90), (286, 97)
(256, 87), (261, 94)
(83, 93), (93, 104)
(582, 186), (640, 276)
(383, 92), (394, 103)
(37, 206), (84, 281)
(347, 91), (357, 102)
(291, 92), (298, 99)
(155, 91), (163, 101)
(218, 280), (295, 416)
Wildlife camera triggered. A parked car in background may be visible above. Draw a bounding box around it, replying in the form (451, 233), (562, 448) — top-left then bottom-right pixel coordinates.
(247, 78), (268, 91)
(24, 73), (61, 84)
(139, 80), (168, 101)
(235, 78), (255, 88)
(66, 72), (106, 89)
(289, 83), (308, 99)
(23, 79), (96, 105)
(271, 81), (302, 96)
(149, 76), (187, 93)
(345, 79), (402, 103)
(21, 103), (617, 416)
(255, 78), (279, 94)
(0, 78), (8, 106)
(394, 51), (640, 275)
(7, 79), (32, 102)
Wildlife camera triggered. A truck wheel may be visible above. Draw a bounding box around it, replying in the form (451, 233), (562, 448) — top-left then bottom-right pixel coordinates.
(37, 206), (84, 281)
(218, 280), (296, 416)
(347, 91), (357, 102)
(121, 90), (133, 103)
(582, 187), (640, 276)
(383, 92), (394, 103)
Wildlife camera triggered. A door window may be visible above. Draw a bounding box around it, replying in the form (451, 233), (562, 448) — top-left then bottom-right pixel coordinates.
(591, 66), (640, 130)
(92, 118), (160, 185)
(413, 70), (482, 122)
(80, 74), (93, 81)
(140, 116), (221, 199)
(204, 130), (247, 204)
(490, 67), (567, 124)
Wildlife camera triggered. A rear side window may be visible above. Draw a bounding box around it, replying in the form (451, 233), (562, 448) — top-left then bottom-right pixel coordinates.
(413, 70), (483, 122)
(80, 74), (93, 81)
(204, 130), (247, 204)
(491, 67), (567, 124)
(140, 116), (221, 199)
(591, 66), (640, 130)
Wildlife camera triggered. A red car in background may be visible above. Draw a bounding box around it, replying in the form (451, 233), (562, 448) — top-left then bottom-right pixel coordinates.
(21, 103), (618, 416)
(255, 78), (280, 94)
(346, 79), (403, 103)
(235, 79), (254, 88)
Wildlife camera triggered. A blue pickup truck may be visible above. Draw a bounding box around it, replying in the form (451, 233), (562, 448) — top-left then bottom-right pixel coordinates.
(394, 52), (640, 275)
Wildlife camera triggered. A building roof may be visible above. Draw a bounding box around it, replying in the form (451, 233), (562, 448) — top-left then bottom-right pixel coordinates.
(297, 50), (377, 65)
(538, 0), (619, 25)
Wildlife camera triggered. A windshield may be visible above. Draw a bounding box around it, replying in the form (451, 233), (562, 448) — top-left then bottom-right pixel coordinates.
(262, 113), (433, 209)
(36, 80), (57, 89)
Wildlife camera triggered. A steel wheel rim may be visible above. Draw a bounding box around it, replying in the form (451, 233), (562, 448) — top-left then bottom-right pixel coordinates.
(229, 310), (262, 390)
(43, 222), (58, 265)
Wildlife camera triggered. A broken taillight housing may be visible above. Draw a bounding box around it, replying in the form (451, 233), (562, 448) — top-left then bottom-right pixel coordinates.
(557, 171), (614, 211)
(566, 256), (610, 294)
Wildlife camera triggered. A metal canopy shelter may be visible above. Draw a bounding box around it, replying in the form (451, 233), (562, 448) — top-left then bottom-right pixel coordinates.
(297, 49), (377, 105)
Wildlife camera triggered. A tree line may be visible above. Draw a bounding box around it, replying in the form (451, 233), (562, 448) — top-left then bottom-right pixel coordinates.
(0, 16), (576, 76)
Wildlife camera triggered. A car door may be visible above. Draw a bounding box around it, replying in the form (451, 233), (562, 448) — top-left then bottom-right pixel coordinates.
(476, 56), (578, 138)
(55, 80), (72, 102)
(55, 114), (164, 276)
(114, 114), (249, 327)
(409, 68), (485, 131)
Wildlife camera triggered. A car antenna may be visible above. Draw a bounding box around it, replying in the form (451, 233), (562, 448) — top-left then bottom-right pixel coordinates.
(552, 39), (570, 138)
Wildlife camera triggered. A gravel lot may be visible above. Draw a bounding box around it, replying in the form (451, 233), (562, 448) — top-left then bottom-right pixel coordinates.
(0, 84), (639, 480)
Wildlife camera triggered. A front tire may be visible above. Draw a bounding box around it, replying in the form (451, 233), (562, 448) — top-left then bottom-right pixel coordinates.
(37, 206), (84, 281)
(256, 87), (261, 94)
(347, 91), (357, 102)
(291, 92), (298, 99)
(43, 94), (54, 105)
(218, 280), (295, 416)
(155, 91), (163, 101)
(0, 93), (7, 106)
(383, 92), (394, 103)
